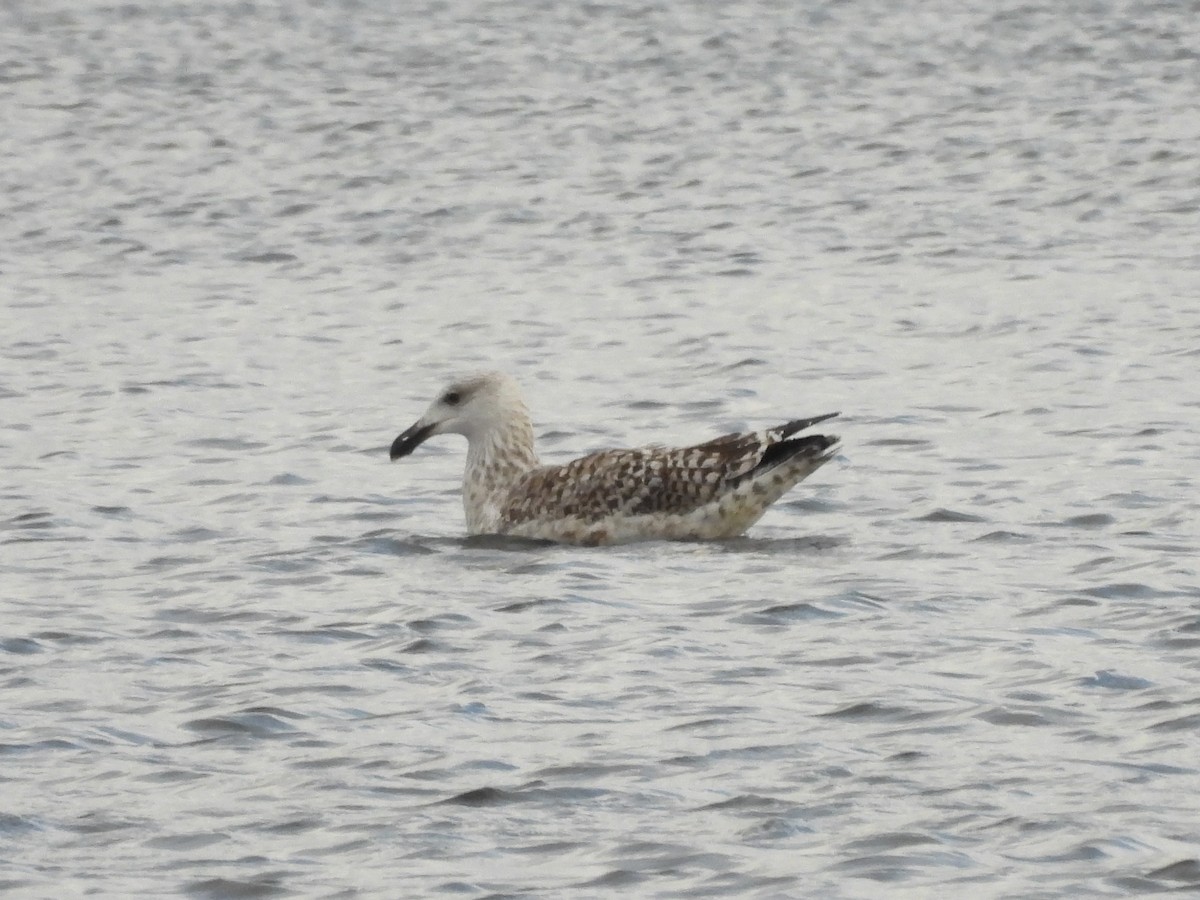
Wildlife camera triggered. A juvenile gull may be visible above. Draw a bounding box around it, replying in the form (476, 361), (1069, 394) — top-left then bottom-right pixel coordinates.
(389, 372), (841, 546)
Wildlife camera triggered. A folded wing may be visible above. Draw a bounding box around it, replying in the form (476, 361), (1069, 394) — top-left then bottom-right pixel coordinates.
(501, 413), (839, 526)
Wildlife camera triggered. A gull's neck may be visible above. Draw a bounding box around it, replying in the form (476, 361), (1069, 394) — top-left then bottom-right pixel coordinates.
(462, 403), (540, 534)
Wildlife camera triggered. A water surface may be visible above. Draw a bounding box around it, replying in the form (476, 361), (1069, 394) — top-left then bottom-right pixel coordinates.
(3, 0), (1199, 896)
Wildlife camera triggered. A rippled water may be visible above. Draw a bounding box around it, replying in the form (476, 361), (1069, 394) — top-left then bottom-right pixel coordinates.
(4, 0), (1200, 895)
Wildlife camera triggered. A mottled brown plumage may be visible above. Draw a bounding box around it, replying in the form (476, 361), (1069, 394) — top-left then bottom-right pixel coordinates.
(389, 372), (841, 545)
(502, 416), (838, 526)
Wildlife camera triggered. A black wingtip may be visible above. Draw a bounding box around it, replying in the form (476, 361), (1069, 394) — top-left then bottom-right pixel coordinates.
(754, 432), (840, 475)
(780, 412), (840, 438)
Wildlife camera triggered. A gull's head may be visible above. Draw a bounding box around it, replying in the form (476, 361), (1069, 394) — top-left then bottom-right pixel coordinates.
(389, 372), (524, 460)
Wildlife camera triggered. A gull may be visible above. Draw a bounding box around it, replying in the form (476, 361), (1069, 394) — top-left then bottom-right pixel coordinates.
(389, 372), (840, 546)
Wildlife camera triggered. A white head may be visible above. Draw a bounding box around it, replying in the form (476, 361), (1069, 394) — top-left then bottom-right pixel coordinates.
(389, 372), (527, 460)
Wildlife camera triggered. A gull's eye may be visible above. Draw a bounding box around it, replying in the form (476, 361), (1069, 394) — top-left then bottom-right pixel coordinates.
(442, 391), (462, 406)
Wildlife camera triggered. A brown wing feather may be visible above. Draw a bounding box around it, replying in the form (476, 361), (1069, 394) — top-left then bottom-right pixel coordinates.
(500, 447), (726, 525)
(500, 414), (838, 526)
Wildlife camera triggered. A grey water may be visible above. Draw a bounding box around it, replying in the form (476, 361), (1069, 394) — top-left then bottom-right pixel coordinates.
(3, 0), (1200, 896)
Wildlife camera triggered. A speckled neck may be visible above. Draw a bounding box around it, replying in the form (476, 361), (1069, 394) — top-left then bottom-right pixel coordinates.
(462, 410), (540, 534)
